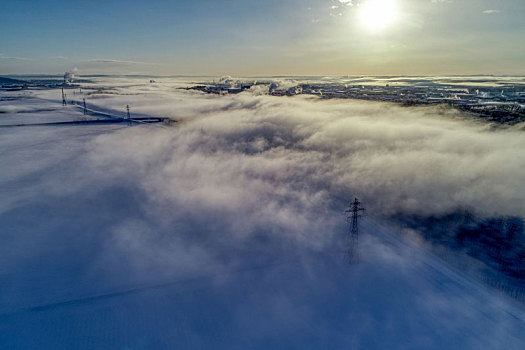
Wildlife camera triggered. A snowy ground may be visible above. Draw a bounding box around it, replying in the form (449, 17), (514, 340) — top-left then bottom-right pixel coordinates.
(1, 77), (524, 349)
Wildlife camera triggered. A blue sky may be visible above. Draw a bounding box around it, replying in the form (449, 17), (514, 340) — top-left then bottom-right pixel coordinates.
(1, 0), (524, 75)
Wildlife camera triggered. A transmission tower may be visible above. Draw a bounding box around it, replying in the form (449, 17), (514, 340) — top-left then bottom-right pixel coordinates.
(344, 197), (365, 264)
(126, 104), (132, 126)
(62, 88), (67, 106)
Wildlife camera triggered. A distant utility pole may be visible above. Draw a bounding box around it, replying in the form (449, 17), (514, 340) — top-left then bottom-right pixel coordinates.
(62, 88), (67, 106)
(83, 98), (87, 115)
(345, 197), (365, 264)
(126, 105), (132, 126)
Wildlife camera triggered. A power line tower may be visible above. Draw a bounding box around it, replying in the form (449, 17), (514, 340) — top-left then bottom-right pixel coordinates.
(345, 197), (365, 264)
(126, 104), (132, 126)
(83, 98), (87, 115)
(62, 88), (67, 106)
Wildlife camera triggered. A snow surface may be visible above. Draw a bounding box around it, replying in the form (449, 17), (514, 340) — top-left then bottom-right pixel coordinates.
(1, 77), (524, 349)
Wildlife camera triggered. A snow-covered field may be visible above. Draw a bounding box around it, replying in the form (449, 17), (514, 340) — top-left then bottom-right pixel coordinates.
(1, 77), (524, 349)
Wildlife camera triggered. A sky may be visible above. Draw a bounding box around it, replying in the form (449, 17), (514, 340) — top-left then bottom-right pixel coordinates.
(0, 0), (524, 76)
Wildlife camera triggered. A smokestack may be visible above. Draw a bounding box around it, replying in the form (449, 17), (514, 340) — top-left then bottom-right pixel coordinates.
(64, 69), (77, 85)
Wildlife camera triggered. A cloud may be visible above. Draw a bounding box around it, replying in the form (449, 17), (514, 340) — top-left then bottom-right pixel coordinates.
(330, 0), (354, 17)
(1, 77), (524, 348)
(84, 83), (525, 223)
(0, 54), (31, 61)
(483, 9), (501, 14)
(86, 58), (153, 65)
(49, 55), (69, 60)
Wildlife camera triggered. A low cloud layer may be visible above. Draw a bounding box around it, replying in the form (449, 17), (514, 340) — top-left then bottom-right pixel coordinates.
(85, 83), (525, 222)
(1, 79), (524, 349)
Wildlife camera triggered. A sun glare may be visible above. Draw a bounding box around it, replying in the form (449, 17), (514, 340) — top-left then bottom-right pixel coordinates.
(359, 0), (398, 32)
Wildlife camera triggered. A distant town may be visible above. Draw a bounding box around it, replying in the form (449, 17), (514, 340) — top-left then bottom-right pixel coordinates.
(190, 77), (525, 125)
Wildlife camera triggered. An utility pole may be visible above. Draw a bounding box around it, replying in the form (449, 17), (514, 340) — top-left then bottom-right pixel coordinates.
(62, 88), (67, 106)
(345, 197), (365, 264)
(126, 104), (132, 126)
(83, 98), (87, 115)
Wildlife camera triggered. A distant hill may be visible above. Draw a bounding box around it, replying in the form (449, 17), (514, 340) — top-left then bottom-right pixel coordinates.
(0, 76), (27, 85)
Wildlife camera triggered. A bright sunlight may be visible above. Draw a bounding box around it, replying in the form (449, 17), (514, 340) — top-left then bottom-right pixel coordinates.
(359, 0), (399, 32)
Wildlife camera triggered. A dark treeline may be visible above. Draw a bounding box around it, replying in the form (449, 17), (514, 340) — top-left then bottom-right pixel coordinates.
(394, 210), (525, 282)
(457, 216), (525, 279)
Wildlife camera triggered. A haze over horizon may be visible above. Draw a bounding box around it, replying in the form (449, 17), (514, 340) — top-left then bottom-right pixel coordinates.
(1, 0), (524, 76)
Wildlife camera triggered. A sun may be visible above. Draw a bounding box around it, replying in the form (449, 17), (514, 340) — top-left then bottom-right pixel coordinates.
(359, 0), (398, 32)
